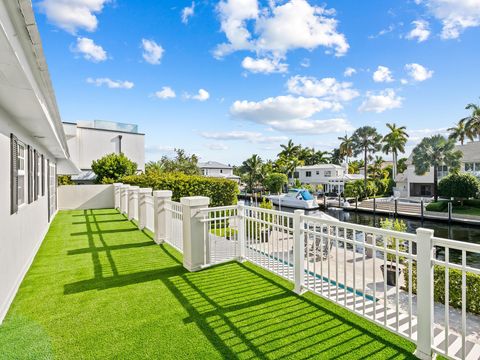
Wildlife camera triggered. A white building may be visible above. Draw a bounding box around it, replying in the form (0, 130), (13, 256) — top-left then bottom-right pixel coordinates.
(0, 1), (78, 323)
(291, 164), (363, 194)
(395, 142), (480, 198)
(198, 161), (240, 182)
(63, 120), (145, 183)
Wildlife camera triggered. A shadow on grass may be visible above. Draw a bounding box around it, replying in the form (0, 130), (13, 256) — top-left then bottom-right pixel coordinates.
(63, 209), (416, 359)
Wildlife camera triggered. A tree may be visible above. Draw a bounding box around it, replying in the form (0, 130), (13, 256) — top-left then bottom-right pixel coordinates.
(382, 123), (408, 180)
(330, 148), (344, 165)
(241, 154), (263, 193)
(412, 135), (462, 201)
(310, 150), (330, 165)
(344, 180), (364, 198)
(397, 157), (408, 174)
(278, 139), (301, 159)
(91, 153), (137, 184)
(146, 149), (200, 176)
(368, 156), (386, 180)
(348, 160), (364, 174)
(264, 173), (288, 194)
(338, 134), (353, 170)
(448, 119), (468, 145)
(463, 99), (480, 141)
(351, 126), (383, 194)
(438, 173), (480, 205)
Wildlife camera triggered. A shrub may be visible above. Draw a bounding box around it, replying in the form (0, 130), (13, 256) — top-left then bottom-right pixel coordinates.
(380, 218), (407, 264)
(438, 172), (480, 205)
(426, 201), (448, 212)
(264, 173), (287, 194)
(121, 172), (238, 207)
(91, 153), (137, 184)
(58, 175), (74, 185)
(406, 264), (480, 315)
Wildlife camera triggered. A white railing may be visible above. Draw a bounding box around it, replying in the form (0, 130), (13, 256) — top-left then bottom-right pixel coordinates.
(199, 205), (239, 266)
(165, 200), (183, 252)
(112, 184), (480, 359)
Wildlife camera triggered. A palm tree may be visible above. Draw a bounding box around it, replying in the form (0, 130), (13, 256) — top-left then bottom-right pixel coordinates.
(448, 119), (468, 145)
(463, 100), (480, 141)
(412, 135), (462, 201)
(330, 148), (344, 165)
(382, 123), (409, 180)
(351, 126), (383, 192)
(311, 150), (330, 165)
(298, 147), (315, 165)
(241, 154), (263, 193)
(368, 156), (385, 180)
(278, 139), (301, 159)
(338, 134), (353, 172)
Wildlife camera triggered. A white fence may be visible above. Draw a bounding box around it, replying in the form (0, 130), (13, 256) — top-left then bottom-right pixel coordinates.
(113, 183), (480, 360)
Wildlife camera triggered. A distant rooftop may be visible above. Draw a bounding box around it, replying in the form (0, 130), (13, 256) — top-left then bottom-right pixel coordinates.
(68, 120), (139, 134)
(198, 161), (232, 169)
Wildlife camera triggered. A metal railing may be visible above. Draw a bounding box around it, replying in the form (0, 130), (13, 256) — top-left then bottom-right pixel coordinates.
(165, 200), (183, 253)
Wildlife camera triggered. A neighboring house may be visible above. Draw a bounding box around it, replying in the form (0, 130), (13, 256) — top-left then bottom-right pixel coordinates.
(63, 120), (145, 183)
(0, 1), (78, 322)
(291, 164), (363, 194)
(395, 142), (480, 198)
(198, 161), (240, 182)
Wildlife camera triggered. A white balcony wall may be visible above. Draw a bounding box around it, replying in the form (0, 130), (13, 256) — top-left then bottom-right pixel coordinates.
(58, 185), (114, 210)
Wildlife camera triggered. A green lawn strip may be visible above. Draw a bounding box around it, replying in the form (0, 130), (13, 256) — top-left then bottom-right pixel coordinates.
(0, 209), (416, 359)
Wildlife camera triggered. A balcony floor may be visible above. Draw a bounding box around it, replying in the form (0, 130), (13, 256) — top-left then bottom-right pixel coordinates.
(0, 209), (416, 359)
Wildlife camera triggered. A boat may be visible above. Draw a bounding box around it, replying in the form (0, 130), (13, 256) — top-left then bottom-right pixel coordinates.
(268, 189), (319, 210)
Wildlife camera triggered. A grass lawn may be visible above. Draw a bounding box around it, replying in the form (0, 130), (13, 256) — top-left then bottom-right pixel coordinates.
(0, 209), (417, 359)
(426, 200), (480, 216)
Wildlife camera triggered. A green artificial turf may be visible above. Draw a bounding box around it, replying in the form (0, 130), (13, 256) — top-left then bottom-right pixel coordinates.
(0, 209), (417, 359)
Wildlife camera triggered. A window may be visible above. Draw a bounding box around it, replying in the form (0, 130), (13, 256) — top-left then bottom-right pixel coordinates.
(220, 169), (223, 173)
(465, 163), (474, 172)
(324, 170), (332, 177)
(437, 165), (448, 178)
(476, 163), (480, 172)
(41, 154), (45, 196)
(34, 150), (39, 201)
(316, 171), (319, 175)
(17, 143), (25, 206)
(293, 172), (299, 179)
(306, 171), (311, 177)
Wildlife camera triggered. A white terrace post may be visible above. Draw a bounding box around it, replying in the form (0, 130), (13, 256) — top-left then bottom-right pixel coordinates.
(237, 201), (246, 262)
(414, 228), (435, 360)
(153, 190), (172, 244)
(138, 188), (152, 230)
(294, 209), (306, 294)
(120, 184), (130, 215)
(114, 183), (122, 210)
(128, 186), (139, 221)
(181, 196), (210, 272)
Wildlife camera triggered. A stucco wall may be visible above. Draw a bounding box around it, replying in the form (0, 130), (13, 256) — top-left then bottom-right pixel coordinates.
(58, 185), (114, 210)
(0, 107), (56, 323)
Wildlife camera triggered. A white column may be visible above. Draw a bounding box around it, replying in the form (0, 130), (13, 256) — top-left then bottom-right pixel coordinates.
(237, 201), (246, 262)
(153, 190), (172, 244)
(128, 186), (139, 220)
(294, 209), (306, 294)
(138, 188), (152, 230)
(181, 196), (210, 272)
(114, 183), (122, 210)
(414, 228), (435, 360)
(120, 185), (130, 214)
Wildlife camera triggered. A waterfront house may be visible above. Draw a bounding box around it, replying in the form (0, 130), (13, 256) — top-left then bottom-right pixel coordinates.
(0, 0), (78, 322)
(198, 161), (240, 182)
(395, 141), (480, 198)
(291, 164), (363, 194)
(63, 120), (145, 183)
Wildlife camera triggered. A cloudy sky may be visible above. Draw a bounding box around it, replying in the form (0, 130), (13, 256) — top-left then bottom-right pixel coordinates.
(34, 0), (480, 164)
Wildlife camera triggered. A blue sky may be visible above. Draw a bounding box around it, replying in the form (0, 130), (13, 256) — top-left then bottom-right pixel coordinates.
(34, 0), (480, 165)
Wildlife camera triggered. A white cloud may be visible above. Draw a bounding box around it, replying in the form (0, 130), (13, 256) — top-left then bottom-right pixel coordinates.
(206, 143), (228, 150)
(230, 95), (353, 134)
(186, 89), (210, 101)
(141, 39), (164, 65)
(182, 2), (195, 24)
(358, 89), (403, 113)
(368, 24), (395, 39)
(38, 0), (110, 34)
(405, 63), (433, 82)
(300, 58), (311, 68)
(72, 37), (107, 62)
(419, 0), (480, 39)
(215, 0), (349, 59)
(406, 20), (431, 42)
(343, 67), (356, 77)
(86, 77), (134, 89)
(286, 76), (359, 102)
(200, 130), (288, 143)
(145, 144), (175, 154)
(373, 66), (394, 83)
(241, 56), (288, 74)
(154, 86), (176, 99)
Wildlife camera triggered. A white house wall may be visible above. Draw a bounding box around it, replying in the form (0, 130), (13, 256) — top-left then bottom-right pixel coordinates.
(0, 108), (57, 323)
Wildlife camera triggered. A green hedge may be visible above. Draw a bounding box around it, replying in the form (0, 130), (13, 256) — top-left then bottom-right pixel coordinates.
(406, 263), (480, 315)
(121, 173), (238, 207)
(425, 201), (448, 212)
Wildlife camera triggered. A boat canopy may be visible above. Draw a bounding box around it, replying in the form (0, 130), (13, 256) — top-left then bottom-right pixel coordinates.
(286, 189), (314, 201)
